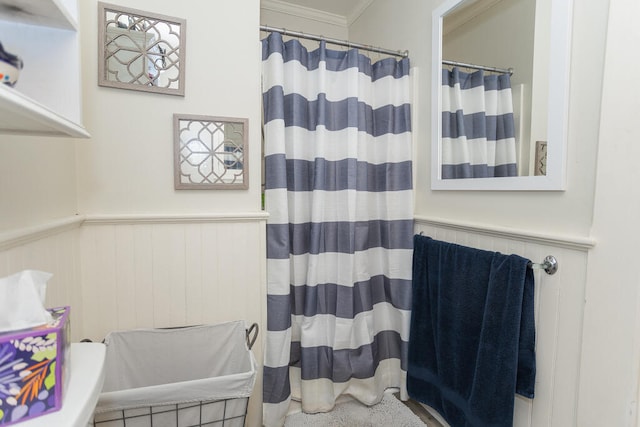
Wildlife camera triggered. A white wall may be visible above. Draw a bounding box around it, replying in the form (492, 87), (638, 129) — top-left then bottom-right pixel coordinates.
(74, 2), (266, 425)
(261, 6), (348, 38)
(0, 139), (78, 233)
(0, 95), (82, 344)
(350, 0), (605, 237)
(260, 3), (348, 52)
(0, 220), (84, 341)
(443, 0), (535, 92)
(77, 0), (262, 216)
(2, 1), (267, 425)
(577, 0), (640, 424)
(4, 0), (638, 425)
(350, 0), (640, 425)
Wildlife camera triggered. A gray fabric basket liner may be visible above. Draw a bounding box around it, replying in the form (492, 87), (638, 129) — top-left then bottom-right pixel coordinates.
(94, 320), (257, 414)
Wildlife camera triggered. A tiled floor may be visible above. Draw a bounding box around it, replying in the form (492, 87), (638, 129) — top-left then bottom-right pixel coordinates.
(396, 395), (445, 427)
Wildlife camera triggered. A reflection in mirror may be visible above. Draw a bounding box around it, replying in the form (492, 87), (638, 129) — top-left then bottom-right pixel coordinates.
(431, 0), (573, 190)
(441, 65), (519, 179)
(174, 115), (249, 190)
(98, 2), (186, 96)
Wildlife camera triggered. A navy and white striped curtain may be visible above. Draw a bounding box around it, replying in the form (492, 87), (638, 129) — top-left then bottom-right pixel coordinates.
(441, 67), (518, 179)
(261, 31), (414, 427)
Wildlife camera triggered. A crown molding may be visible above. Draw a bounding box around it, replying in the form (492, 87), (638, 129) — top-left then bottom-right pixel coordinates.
(346, 0), (375, 26)
(443, 0), (503, 35)
(261, 0), (347, 27)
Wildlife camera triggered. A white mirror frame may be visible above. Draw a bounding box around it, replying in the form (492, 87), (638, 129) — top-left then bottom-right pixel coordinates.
(431, 0), (573, 191)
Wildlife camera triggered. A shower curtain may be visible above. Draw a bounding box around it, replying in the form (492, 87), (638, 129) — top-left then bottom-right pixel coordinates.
(261, 31), (414, 427)
(441, 67), (518, 179)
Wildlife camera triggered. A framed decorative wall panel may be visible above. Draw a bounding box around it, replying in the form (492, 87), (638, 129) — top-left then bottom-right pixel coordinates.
(98, 2), (186, 96)
(173, 114), (248, 190)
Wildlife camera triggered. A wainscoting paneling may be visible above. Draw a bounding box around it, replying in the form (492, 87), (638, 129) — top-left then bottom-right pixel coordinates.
(0, 218), (84, 341)
(414, 217), (594, 427)
(79, 216), (267, 340)
(80, 214), (268, 427)
(0, 213), (267, 427)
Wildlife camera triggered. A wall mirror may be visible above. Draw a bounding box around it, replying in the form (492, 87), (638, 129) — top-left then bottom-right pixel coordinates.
(431, 0), (573, 190)
(98, 2), (186, 96)
(174, 114), (249, 190)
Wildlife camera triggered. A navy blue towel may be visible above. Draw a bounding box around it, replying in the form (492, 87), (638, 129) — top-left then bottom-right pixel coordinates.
(407, 235), (535, 427)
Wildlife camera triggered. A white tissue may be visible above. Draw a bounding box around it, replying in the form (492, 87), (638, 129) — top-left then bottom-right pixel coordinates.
(0, 270), (53, 333)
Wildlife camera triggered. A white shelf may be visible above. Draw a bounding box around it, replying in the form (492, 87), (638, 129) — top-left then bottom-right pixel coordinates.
(20, 343), (107, 427)
(0, 0), (88, 138)
(0, 85), (89, 138)
(0, 0), (77, 30)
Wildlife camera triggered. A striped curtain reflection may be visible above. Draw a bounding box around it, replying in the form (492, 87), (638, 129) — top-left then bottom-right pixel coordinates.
(441, 67), (518, 179)
(261, 31), (414, 426)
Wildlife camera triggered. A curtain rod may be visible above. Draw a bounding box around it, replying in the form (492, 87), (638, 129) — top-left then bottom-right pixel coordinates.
(260, 25), (409, 59)
(443, 59), (514, 76)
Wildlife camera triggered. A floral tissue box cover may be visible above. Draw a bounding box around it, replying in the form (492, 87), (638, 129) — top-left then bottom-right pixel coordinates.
(0, 307), (70, 426)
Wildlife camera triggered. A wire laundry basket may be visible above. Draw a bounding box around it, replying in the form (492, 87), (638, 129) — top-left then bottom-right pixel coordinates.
(91, 320), (258, 427)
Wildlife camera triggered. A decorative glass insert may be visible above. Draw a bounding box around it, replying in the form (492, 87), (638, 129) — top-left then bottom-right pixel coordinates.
(98, 2), (186, 96)
(174, 115), (249, 190)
